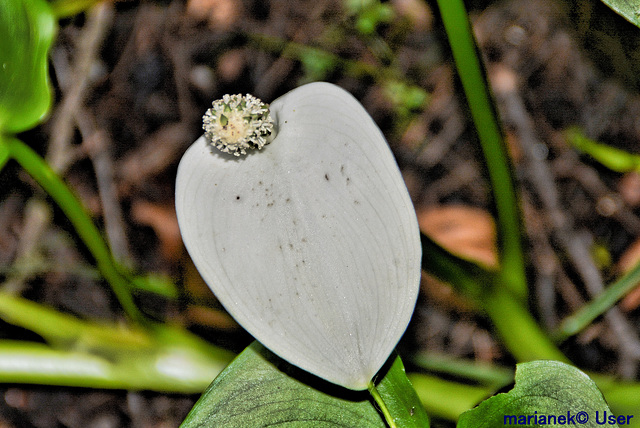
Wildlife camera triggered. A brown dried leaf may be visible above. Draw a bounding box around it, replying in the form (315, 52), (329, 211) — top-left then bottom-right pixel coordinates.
(131, 200), (182, 262)
(392, 0), (433, 30)
(217, 49), (246, 83)
(617, 237), (640, 311)
(186, 0), (241, 30)
(417, 205), (499, 269)
(618, 172), (640, 207)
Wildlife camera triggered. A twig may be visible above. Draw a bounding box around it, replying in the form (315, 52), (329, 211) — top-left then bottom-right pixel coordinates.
(48, 2), (114, 174)
(521, 191), (558, 329)
(553, 151), (640, 235)
(161, 2), (198, 124)
(76, 112), (133, 265)
(1, 200), (51, 294)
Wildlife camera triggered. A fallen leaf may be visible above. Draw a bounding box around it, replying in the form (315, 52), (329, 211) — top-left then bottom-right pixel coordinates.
(131, 200), (182, 262)
(392, 0), (432, 30)
(618, 172), (640, 207)
(417, 205), (499, 269)
(186, 0), (240, 30)
(617, 237), (640, 311)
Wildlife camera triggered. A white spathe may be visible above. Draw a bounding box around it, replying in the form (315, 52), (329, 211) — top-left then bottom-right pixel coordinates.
(175, 82), (421, 390)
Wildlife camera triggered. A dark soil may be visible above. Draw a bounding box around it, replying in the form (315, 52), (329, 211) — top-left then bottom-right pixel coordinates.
(2, 0), (640, 426)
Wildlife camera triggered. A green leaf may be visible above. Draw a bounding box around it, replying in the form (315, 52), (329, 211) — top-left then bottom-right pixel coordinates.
(565, 126), (640, 173)
(49, 0), (99, 19)
(181, 341), (387, 428)
(0, 136), (10, 170)
(356, 3), (394, 35)
(0, 292), (233, 392)
(409, 373), (497, 422)
(298, 47), (337, 81)
(458, 360), (618, 428)
(600, 0), (640, 28)
(0, 0), (56, 134)
(554, 259), (640, 342)
(130, 272), (179, 299)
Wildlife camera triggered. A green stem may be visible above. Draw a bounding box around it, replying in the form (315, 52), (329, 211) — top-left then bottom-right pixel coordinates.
(369, 381), (397, 428)
(434, 0), (527, 301)
(368, 353), (431, 427)
(2, 137), (144, 323)
(483, 288), (569, 363)
(0, 292), (234, 392)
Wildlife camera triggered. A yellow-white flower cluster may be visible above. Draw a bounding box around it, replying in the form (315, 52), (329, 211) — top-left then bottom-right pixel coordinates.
(202, 94), (274, 156)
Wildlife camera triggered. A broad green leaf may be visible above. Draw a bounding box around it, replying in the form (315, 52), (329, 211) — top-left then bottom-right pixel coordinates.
(181, 341), (387, 428)
(0, 0), (56, 134)
(458, 360), (619, 428)
(600, 0), (640, 28)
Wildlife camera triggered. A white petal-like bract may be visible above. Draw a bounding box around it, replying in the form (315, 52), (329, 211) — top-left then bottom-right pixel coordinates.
(175, 82), (421, 390)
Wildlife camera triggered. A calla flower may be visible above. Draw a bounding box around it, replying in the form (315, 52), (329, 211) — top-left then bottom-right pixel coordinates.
(175, 82), (420, 390)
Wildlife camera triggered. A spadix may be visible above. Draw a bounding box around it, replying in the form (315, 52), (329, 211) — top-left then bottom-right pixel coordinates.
(175, 82), (420, 390)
